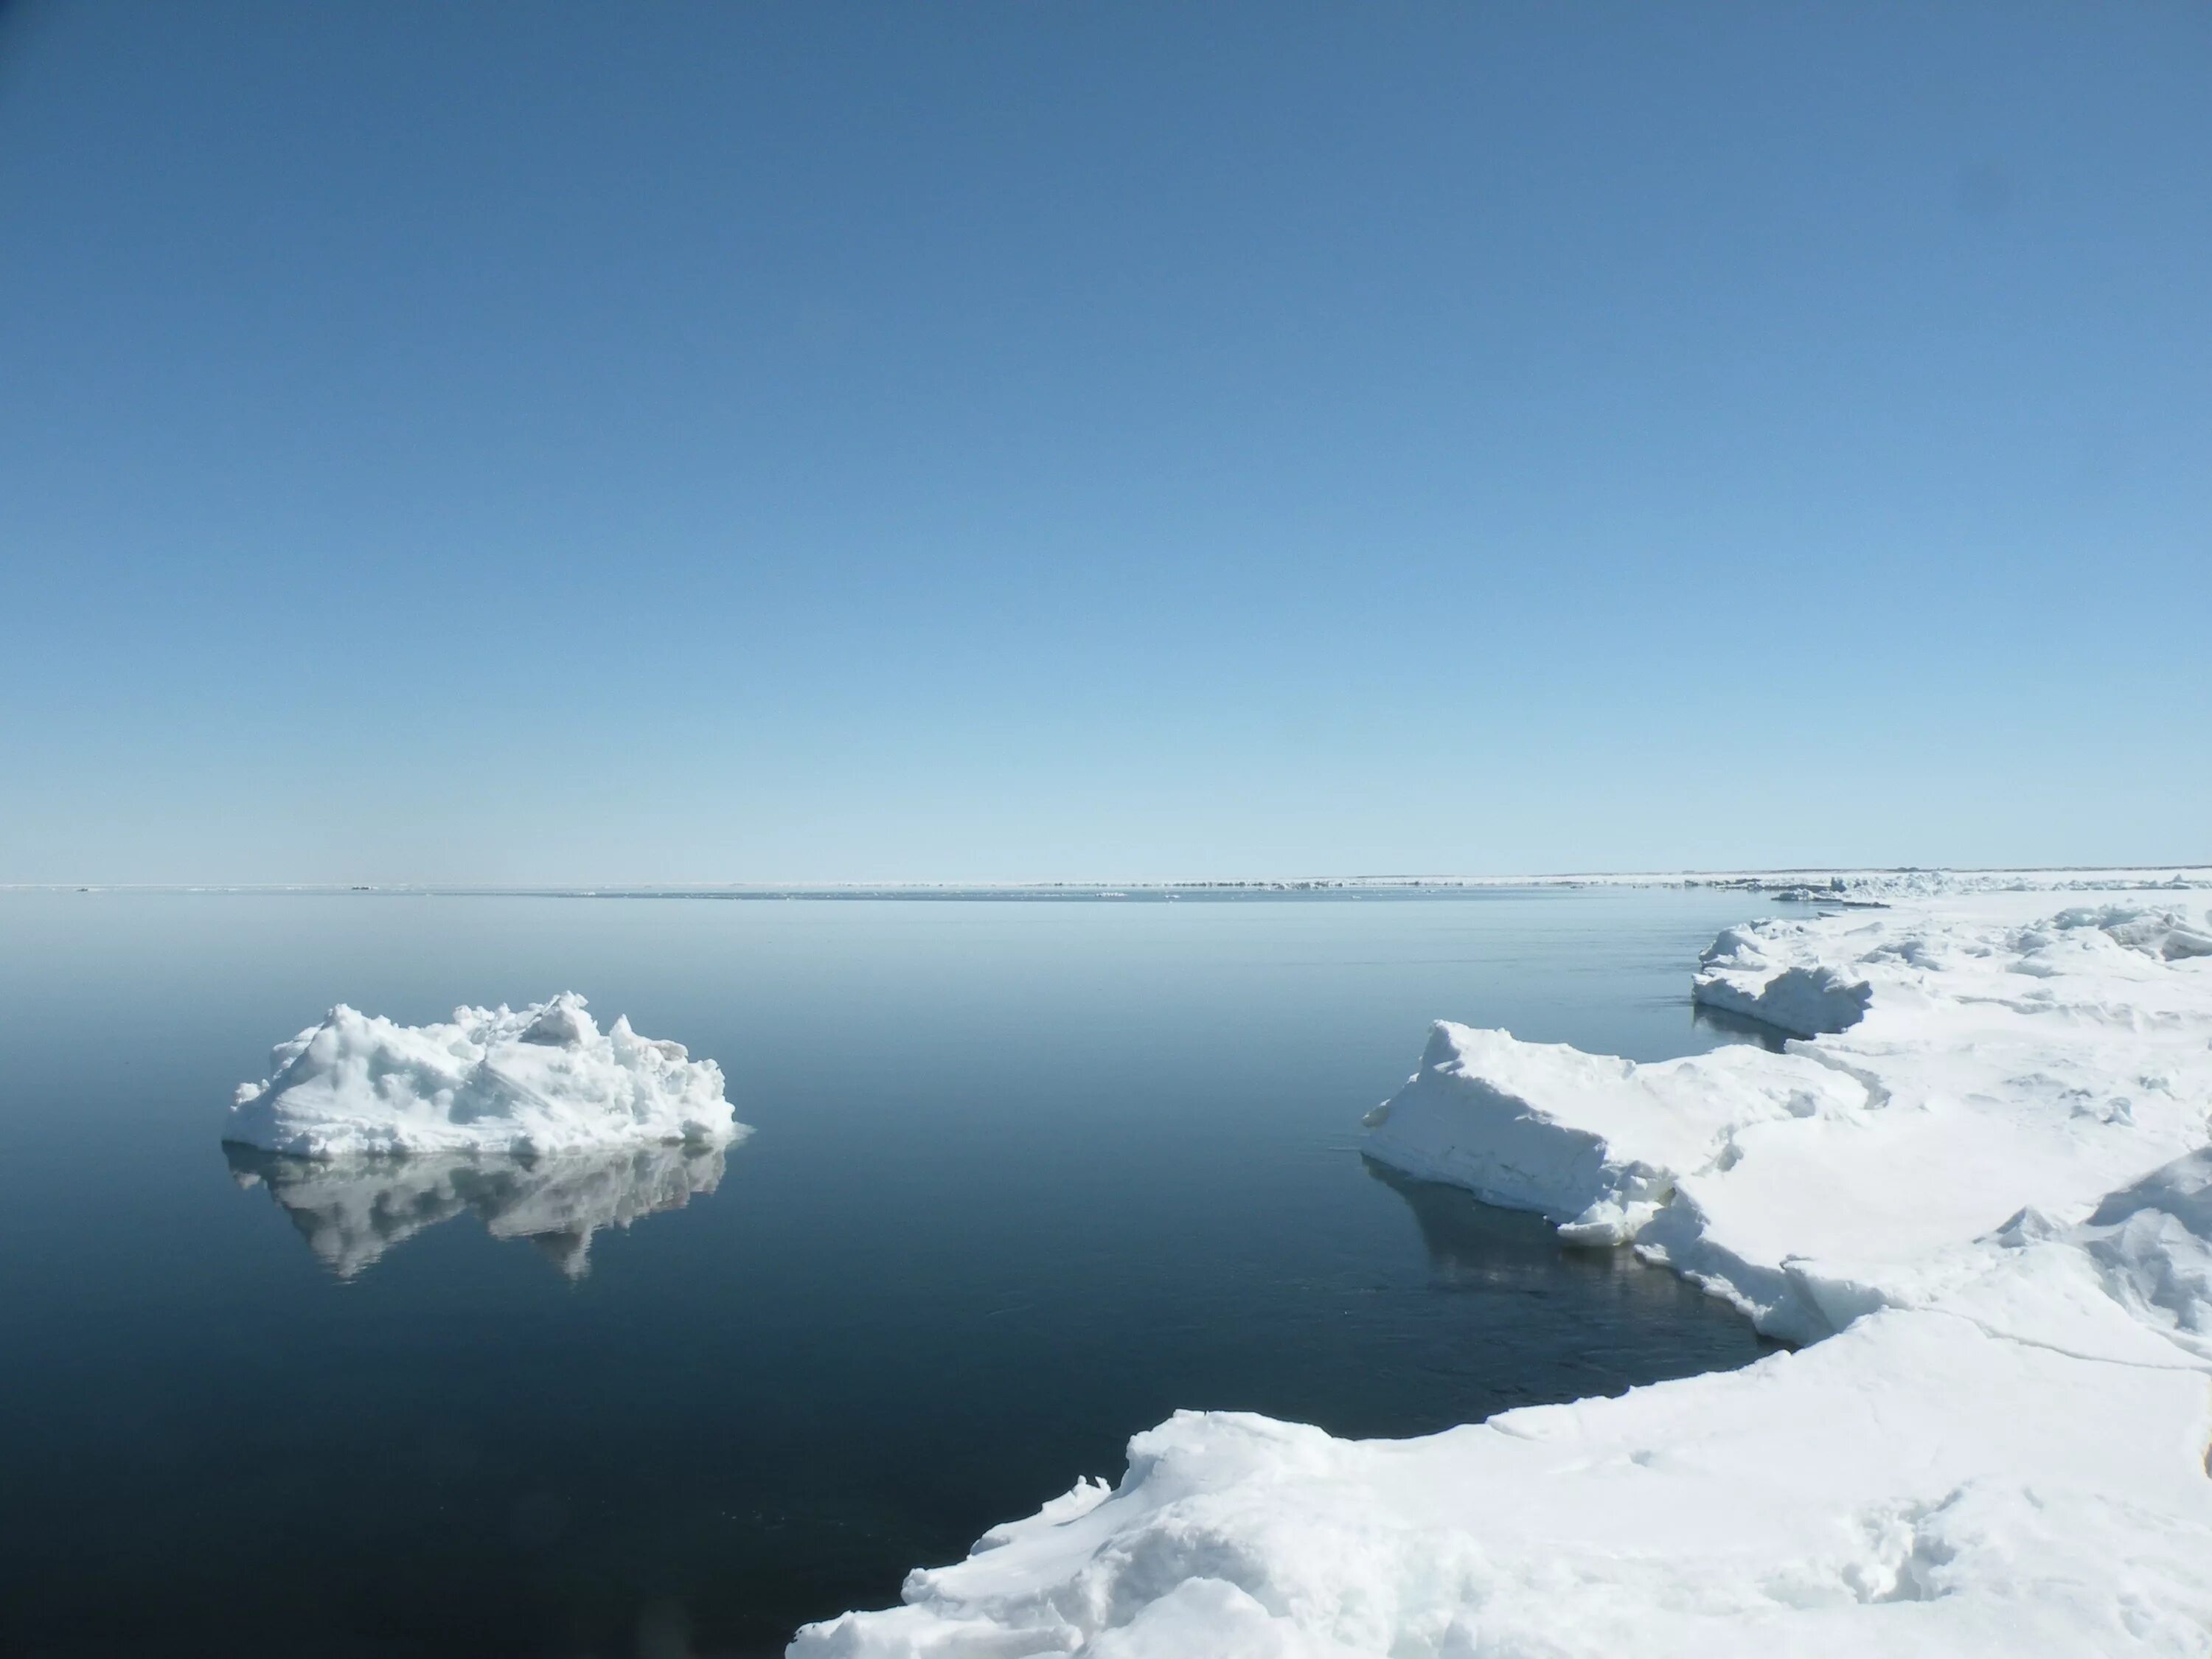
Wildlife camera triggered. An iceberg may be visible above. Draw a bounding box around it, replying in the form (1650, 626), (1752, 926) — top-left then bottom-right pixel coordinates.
(224, 1139), (734, 1279)
(225, 992), (741, 1159)
(794, 881), (2212, 1658)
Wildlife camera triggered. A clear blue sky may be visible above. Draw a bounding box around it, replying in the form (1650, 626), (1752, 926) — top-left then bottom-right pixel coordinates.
(3, 1), (2205, 883)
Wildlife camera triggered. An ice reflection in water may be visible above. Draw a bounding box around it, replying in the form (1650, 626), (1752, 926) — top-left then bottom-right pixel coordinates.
(1689, 1001), (1792, 1053)
(223, 1139), (734, 1279)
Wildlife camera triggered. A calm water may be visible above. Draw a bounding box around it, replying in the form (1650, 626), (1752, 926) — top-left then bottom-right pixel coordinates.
(0, 889), (1783, 1658)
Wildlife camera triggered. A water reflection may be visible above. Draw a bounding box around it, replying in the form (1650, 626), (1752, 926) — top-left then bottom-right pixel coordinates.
(1365, 1158), (1787, 1366)
(224, 1140), (735, 1279)
(1690, 1001), (1792, 1052)
(1363, 1156), (1641, 1288)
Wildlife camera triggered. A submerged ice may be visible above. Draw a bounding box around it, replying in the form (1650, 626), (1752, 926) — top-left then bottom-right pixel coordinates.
(796, 878), (2212, 1658)
(226, 992), (741, 1159)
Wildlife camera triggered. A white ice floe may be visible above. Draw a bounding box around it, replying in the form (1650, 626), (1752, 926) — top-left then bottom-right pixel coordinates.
(794, 878), (2212, 1658)
(226, 993), (740, 1159)
(226, 1139), (734, 1279)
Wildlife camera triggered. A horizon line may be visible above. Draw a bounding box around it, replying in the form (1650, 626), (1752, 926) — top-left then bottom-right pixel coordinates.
(8, 861), (2210, 895)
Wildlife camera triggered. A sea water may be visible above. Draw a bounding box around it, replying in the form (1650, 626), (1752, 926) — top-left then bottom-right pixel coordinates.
(0, 888), (1782, 1656)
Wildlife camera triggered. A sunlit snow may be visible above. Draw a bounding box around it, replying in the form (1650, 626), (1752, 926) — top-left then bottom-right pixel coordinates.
(226, 992), (741, 1159)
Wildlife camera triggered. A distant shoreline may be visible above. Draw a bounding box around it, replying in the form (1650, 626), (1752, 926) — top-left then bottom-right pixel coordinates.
(8, 866), (2209, 900)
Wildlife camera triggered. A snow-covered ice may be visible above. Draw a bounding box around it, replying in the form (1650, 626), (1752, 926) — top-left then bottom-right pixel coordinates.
(1691, 922), (1874, 1036)
(225, 992), (740, 1159)
(794, 877), (2212, 1658)
(225, 1139), (734, 1279)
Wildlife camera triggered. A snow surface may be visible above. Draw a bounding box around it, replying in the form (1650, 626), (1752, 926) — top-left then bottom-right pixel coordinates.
(225, 993), (740, 1158)
(225, 1140), (733, 1278)
(794, 879), (2212, 1658)
(1691, 924), (1874, 1036)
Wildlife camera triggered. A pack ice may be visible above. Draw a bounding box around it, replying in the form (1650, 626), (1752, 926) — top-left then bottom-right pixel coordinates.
(796, 877), (2212, 1658)
(225, 992), (740, 1159)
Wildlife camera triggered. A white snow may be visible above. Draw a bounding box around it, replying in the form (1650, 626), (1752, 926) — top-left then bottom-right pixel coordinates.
(226, 1139), (734, 1279)
(793, 877), (2212, 1658)
(1692, 923), (1874, 1035)
(225, 992), (740, 1159)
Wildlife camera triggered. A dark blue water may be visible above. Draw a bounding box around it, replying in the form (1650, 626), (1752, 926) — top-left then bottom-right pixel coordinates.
(0, 889), (1780, 1658)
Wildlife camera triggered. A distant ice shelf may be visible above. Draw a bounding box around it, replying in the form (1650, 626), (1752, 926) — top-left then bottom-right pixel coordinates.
(225, 992), (742, 1159)
(796, 874), (2212, 1658)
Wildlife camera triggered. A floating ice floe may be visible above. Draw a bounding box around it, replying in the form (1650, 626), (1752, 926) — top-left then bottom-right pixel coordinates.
(226, 1139), (732, 1279)
(226, 992), (741, 1159)
(796, 881), (2212, 1658)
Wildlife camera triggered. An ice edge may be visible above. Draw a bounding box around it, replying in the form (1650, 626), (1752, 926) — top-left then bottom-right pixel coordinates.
(794, 872), (2212, 1658)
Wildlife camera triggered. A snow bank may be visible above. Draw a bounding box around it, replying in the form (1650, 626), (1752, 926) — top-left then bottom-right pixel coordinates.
(225, 993), (740, 1158)
(1691, 922), (1874, 1035)
(794, 880), (2212, 1658)
(226, 1139), (734, 1278)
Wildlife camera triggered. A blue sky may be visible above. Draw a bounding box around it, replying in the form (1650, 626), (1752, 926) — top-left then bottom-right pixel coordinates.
(2, 1), (2205, 883)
